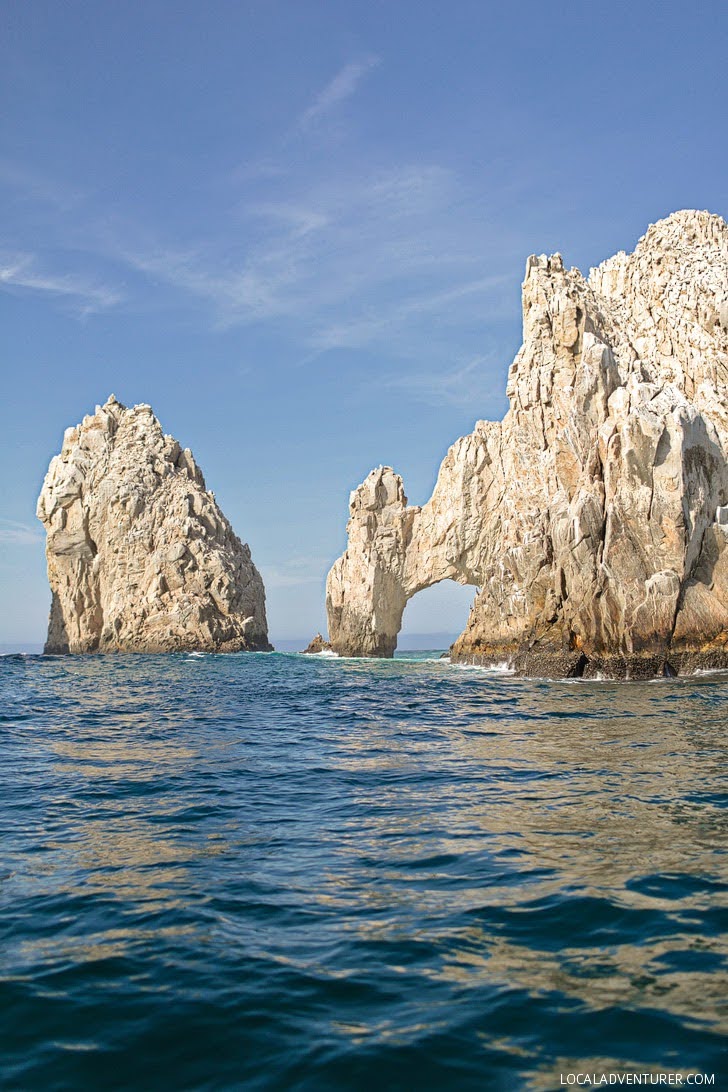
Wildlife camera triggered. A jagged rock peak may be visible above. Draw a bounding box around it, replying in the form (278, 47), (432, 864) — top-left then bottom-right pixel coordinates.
(37, 396), (271, 654)
(326, 210), (728, 678)
(301, 633), (333, 654)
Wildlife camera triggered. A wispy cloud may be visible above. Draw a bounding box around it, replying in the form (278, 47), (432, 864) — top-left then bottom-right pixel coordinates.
(116, 245), (281, 324)
(0, 253), (122, 314)
(298, 56), (380, 130)
(245, 202), (330, 238)
(0, 159), (87, 212)
(260, 556), (329, 589)
(0, 519), (44, 546)
(311, 274), (511, 352)
(380, 355), (506, 409)
(0, 135), (522, 360)
(105, 163), (510, 349)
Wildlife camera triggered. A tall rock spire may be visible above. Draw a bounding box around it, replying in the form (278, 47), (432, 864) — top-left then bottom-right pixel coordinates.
(37, 396), (271, 654)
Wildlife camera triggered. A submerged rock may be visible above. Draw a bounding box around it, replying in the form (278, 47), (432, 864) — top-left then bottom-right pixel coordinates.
(301, 633), (333, 654)
(326, 210), (728, 678)
(37, 396), (271, 654)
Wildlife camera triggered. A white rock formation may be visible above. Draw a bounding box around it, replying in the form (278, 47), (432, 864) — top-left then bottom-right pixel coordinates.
(326, 210), (728, 677)
(37, 396), (271, 654)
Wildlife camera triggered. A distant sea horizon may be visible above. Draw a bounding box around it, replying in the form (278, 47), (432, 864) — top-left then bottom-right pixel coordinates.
(0, 633), (460, 657)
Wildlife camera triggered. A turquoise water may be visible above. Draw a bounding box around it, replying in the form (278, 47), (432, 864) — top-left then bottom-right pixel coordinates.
(1, 650), (726, 1090)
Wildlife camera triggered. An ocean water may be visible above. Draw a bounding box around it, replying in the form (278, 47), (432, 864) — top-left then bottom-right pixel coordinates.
(1, 650), (726, 1091)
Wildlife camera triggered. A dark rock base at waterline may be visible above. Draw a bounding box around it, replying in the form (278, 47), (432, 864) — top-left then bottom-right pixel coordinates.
(450, 647), (728, 679)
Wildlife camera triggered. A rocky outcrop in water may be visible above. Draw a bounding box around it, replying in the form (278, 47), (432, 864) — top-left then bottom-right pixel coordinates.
(37, 396), (271, 654)
(302, 633), (332, 654)
(326, 210), (728, 677)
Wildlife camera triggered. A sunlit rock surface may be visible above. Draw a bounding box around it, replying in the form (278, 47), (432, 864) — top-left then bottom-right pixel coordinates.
(301, 633), (333, 654)
(326, 211), (728, 677)
(37, 396), (271, 654)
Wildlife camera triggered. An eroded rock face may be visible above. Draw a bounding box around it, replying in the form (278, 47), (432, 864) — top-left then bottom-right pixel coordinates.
(301, 633), (333, 654)
(326, 210), (728, 677)
(37, 396), (271, 654)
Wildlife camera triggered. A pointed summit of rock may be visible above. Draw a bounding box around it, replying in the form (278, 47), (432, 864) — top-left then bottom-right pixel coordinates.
(326, 210), (728, 678)
(37, 398), (271, 654)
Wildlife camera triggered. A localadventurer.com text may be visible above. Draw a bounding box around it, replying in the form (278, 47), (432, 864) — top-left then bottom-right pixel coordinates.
(559, 1075), (714, 1086)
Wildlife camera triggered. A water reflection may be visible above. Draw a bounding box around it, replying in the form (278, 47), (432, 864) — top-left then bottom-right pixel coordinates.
(1, 652), (726, 1088)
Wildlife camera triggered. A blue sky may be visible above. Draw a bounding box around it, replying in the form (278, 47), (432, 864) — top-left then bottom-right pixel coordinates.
(1, 0), (726, 647)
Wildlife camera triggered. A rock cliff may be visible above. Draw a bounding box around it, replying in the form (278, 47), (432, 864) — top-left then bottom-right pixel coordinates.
(37, 396), (271, 654)
(326, 210), (728, 677)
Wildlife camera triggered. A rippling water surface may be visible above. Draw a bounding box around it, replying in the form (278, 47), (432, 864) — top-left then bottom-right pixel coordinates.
(1, 651), (727, 1090)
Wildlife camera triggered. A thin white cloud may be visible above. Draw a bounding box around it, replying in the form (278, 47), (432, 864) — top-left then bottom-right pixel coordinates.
(298, 56), (380, 129)
(116, 244), (292, 326)
(0, 253), (122, 314)
(245, 202), (330, 238)
(0, 149), (521, 357)
(260, 556), (329, 589)
(312, 275), (511, 351)
(380, 355), (505, 409)
(108, 163), (501, 343)
(0, 519), (44, 546)
(0, 159), (87, 212)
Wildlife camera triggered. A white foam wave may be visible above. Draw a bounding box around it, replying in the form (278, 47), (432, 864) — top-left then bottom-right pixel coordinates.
(451, 660), (515, 675)
(296, 649), (340, 658)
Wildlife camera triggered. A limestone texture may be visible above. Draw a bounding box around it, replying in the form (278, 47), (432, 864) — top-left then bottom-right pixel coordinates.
(301, 633), (333, 654)
(326, 210), (728, 677)
(37, 396), (271, 654)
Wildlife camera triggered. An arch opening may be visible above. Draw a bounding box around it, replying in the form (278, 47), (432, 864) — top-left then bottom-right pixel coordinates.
(396, 579), (477, 653)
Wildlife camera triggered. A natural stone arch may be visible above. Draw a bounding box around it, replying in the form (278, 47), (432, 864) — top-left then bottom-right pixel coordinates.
(397, 577), (479, 650)
(325, 212), (728, 678)
(326, 463), (484, 657)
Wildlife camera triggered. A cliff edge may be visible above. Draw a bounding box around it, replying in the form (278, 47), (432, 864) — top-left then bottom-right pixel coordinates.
(326, 210), (728, 677)
(37, 396), (271, 654)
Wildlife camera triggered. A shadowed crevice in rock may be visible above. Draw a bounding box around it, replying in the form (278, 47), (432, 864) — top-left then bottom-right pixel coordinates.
(325, 210), (728, 678)
(37, 396), (272, 654)
(44, 591), (72, 655)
